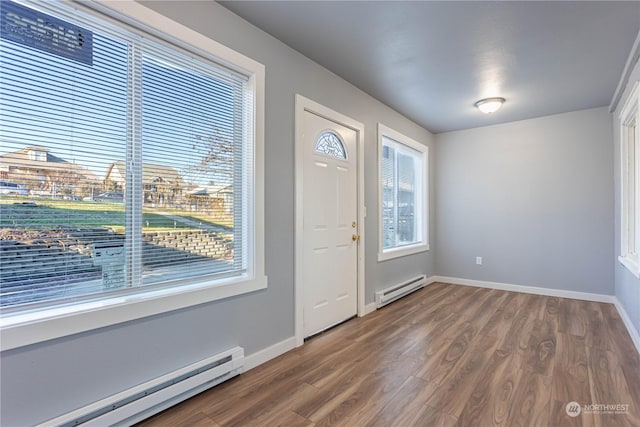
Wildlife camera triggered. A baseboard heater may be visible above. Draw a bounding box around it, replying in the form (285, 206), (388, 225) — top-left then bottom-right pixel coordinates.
(40, 347), (244, 427)
(375, 274), (427, 308)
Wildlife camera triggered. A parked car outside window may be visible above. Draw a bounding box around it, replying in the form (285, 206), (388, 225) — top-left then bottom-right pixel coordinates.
(93, 192), (124, 203)
(0, 181), (28, 196)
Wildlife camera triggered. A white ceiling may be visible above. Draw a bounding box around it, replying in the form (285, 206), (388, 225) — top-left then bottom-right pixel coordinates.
(219, 1), (640, 133)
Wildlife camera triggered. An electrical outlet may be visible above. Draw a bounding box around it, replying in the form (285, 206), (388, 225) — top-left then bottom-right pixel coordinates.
(476, 256), (482, 265)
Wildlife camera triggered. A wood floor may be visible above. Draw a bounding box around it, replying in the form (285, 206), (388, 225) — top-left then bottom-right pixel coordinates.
(138, 283), (640, 427)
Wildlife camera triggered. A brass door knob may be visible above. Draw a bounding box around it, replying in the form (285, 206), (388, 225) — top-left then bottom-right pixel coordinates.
(352, 234), (360, 242)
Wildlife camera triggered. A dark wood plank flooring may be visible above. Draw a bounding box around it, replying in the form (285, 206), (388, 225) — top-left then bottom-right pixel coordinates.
(138, 283), (640, 427)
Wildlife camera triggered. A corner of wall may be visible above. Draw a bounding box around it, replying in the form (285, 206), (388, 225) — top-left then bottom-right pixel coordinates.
(613, 298), (640, 355)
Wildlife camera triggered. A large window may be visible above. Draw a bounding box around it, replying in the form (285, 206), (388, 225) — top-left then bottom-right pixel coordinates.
(0, 0), (265, 349)
(619, 82), (640, 278)
(378, 124), (429, 261)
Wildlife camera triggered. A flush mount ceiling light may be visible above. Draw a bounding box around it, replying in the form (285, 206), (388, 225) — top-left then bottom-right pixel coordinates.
(475, 97), (505, 114)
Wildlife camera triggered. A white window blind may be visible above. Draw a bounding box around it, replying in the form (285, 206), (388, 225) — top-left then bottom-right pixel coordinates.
(378, 124), (428, 261)
(0, 0), (250, 309)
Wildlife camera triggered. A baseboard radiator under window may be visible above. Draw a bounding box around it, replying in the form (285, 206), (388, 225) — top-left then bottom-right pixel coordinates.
(375, 275), (427, 308)
(41, 347), (244, 427)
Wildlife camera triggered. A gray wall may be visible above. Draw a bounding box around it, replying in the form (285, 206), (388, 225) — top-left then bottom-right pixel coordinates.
(435, 107), (614, 295)
(0, 2), (435, 425)
(613, 57), (640, 339)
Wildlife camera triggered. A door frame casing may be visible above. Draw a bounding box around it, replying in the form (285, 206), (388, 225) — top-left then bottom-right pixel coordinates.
(294, 94), (365, 346)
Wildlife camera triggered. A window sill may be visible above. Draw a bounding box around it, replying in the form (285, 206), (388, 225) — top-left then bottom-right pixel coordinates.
(618, 255), (640, 279)
(378, 243), (430, 262)
(0, 274), (267, 351)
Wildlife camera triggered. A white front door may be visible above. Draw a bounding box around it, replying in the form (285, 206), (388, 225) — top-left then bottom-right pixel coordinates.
(302, 109), (359, 337)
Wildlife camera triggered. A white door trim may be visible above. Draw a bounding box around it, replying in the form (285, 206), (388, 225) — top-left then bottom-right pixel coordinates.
(294, 94), (365, 346)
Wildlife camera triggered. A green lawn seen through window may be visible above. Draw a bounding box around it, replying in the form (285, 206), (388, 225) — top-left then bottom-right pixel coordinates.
(0, 197), (232, 232)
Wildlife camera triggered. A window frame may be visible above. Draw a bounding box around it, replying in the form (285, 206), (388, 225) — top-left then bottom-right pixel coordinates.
(377, 123), (429, 262)
(0, 0), (266, 351)
(619, 82), (640, 278)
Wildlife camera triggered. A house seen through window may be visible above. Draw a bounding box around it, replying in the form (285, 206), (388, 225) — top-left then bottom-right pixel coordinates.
(0, 0), (254, 310)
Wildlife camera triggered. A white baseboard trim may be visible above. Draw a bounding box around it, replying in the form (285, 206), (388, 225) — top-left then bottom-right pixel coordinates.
(431, 276), (616, 304)
(613, 298), (640, 355)
(243, 336), (297, 372)
(363, 303), (377, 316)
(426, 275), (439, 285)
